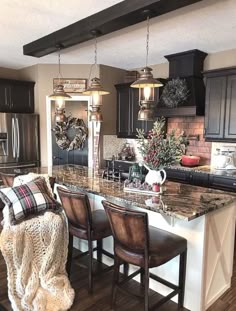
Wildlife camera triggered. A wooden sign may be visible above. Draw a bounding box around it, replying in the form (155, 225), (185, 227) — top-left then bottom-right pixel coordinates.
(53, 78), (87, 93)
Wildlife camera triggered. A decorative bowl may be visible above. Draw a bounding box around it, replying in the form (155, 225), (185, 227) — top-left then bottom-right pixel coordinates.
(181, 155), (200, 167)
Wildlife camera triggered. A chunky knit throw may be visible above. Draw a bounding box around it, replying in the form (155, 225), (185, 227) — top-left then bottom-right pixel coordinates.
(0, 174), (75, 311)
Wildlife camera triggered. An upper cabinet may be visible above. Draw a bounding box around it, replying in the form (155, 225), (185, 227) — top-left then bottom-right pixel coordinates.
(156, 50), (207, 117)
(0, 79), (35, 113)
(115, 82), (163, 138)
(204, 67), (236, 141)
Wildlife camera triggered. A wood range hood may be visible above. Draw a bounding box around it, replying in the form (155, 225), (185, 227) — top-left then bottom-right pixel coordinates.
(156, 49), (208, 117)
(23, 0), (203, 58)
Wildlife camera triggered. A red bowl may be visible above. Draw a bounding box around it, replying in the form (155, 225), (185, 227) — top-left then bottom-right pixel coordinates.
(181, 155), (200, 167)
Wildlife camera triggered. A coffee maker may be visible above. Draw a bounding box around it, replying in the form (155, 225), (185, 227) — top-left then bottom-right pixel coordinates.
(214, 146), (236, 169)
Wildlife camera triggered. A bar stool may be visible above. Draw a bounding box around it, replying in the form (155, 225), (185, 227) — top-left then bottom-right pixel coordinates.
(102, 200), (187, 311)
(57, 186), (114, 293)
(0, 173), (17, 187)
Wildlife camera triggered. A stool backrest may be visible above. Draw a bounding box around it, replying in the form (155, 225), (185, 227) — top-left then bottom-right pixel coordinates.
(57, 186), (92, 230)
(102, 200), (149, 253)
(0, 173), (16, 187)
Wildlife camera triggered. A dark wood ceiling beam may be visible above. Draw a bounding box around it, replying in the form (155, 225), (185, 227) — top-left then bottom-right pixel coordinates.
(23, 0), (203, 58)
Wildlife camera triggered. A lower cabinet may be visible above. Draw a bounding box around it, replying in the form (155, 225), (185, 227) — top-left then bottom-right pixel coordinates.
(103, 161), (236, 193)
(209, 175), (236, 192)
(166, 168), (236, 192)
(165, 168), (190, 183)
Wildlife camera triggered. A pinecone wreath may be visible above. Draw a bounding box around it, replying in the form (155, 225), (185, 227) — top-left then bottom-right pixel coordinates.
(160, 78), (189, 108)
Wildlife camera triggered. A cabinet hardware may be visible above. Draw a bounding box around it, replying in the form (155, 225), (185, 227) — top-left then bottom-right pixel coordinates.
(233, 183), (236, 186)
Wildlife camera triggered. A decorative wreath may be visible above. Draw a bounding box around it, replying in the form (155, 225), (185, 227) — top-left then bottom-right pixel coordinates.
(52, 116), (88, 151)
(160, 78), (190, 108)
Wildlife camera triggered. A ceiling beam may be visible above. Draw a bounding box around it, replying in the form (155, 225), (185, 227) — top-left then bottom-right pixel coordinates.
(23, 0), (203, 58)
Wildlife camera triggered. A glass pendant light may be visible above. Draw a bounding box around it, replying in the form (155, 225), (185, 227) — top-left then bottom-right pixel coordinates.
(131, 15), (163, 121)
(49, 45), (71, 123)
(83, 32), (110, 122)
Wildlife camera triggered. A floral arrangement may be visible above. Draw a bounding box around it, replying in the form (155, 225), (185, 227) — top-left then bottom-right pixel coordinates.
(136, 117), (185, 170)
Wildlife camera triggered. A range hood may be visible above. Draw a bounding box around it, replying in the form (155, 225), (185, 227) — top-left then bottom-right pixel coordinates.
(156, 49), (208, 117)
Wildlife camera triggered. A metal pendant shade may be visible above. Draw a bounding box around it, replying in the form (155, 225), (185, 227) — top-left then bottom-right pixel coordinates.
(49, 46), (71, 100)
(49, 84), (71, 99)
(83, 77), (110, 96)
(131, 67), (163, 88)
(130, 14), (163, 121)
(83, 34), (110, 122)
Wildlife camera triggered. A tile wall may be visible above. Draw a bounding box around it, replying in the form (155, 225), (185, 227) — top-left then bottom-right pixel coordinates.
(167, 116), (212, 165)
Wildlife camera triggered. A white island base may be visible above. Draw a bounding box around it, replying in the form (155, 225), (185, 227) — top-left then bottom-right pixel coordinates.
(56, 187), (236, 311)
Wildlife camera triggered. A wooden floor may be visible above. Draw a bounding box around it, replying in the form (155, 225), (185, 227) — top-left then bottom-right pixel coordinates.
(0, 220), (235, 310)
(0, 248), (187, 311)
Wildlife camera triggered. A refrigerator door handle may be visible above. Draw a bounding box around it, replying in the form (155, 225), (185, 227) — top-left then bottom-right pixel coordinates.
(16, 117), (20, 158)
(12, 117), (16, 158)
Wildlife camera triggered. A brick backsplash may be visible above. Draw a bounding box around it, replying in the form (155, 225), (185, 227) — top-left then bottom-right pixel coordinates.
(167, 117), (212, 165)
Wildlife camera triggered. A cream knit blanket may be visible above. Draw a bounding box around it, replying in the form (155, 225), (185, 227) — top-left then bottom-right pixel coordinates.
(0, 175), (75, 311)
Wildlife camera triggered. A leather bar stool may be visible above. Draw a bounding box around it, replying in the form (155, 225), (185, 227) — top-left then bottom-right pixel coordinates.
(102, 200), (187, 311)
(0, 173), (17, 188)
(57, 186), (114, 293)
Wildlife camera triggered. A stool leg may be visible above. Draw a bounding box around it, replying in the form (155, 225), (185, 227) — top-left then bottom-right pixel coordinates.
(123, 262), (129, 277)
(144, 265), (149, 311)
(178, 250), (187, 307)
(88, 239), (93, 294)
(97, 239), (103, 263)
(140, 268), (145, 287)
(66, 233), (73, 276)
(112, 255), (120, 310)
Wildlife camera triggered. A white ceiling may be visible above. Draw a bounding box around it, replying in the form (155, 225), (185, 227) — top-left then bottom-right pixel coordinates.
(0, 0), (236, 70)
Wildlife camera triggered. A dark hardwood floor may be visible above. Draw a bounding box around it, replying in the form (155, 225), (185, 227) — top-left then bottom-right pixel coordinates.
(0, 212), (235, 310)
(0, 247), (187, 311)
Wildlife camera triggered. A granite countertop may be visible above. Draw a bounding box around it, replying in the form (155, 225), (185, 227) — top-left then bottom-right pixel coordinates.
(3, 164), (235, 222)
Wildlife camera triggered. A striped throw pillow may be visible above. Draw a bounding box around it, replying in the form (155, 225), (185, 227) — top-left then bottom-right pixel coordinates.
(0, 177), (60, 223)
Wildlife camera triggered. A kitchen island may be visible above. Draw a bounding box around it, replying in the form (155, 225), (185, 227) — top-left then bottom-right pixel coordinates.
(2, 164), (236, 311)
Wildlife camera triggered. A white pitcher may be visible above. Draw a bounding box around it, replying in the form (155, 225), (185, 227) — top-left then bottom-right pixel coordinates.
(143, 164), (167, 185)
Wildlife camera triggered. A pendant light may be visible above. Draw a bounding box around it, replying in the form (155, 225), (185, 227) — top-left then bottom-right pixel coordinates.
(131, 14), (163, 121)
(49, 45), (71, 123)
(83, 31), (110, 122)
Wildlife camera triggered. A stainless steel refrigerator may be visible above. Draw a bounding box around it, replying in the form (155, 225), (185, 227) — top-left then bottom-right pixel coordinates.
(0, 113), (40, 172)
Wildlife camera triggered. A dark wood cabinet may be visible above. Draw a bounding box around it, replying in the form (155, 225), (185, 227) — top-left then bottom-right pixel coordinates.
(0, 79), (35, 113)
(0, 82), (11, 112)
(225, 75), (236, 139)
(156, 50), (207, 117)
(165, 168), (190, 184)
(209, 175), (236, 192)
(166, 167), (235, 192)
(204, 67), (236, 142)
(115, 82), (161, 138)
